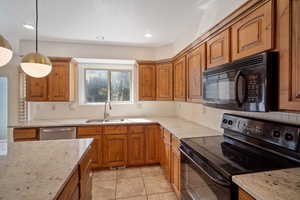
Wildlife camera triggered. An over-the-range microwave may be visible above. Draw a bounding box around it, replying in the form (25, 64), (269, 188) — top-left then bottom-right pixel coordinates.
(203, 52), (278, 112)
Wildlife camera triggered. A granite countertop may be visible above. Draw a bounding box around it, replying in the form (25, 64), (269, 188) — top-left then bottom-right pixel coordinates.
(9, 117), (223, 139)
(0, 138), (93, 200)
(233, 168), (300, 200)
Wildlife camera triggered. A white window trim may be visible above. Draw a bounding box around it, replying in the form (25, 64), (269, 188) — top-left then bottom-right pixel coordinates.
(78, 62), (135, 106)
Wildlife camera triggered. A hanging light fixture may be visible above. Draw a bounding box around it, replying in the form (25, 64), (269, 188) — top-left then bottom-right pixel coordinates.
(20, 0), (51, 78)
(0, 35), (13, 67)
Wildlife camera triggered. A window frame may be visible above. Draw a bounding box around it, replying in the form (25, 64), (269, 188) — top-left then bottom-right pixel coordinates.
(80, 66), (134, 105)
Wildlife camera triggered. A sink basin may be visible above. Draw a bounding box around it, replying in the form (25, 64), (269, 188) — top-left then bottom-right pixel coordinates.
(86, 118), (126, 123)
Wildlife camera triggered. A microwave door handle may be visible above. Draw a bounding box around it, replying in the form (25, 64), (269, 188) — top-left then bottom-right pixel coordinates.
(180, 148), (231, 187)
(234, 70), (246, 106)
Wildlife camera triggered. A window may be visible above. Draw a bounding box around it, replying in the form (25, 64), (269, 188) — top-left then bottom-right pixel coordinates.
(83, 69), (132, 104)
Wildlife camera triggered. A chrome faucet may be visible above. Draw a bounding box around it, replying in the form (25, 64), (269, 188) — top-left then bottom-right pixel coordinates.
(104, 101), (112, 121)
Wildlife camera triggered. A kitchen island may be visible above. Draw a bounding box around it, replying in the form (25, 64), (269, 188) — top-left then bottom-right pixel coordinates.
(0, 138), (93, 200)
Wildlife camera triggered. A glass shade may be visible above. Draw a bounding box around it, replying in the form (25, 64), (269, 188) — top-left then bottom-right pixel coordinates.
(0, 35), (13, 67)
(20, 52), (52, 78)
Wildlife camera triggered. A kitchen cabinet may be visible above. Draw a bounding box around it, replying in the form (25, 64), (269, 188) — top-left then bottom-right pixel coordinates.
(138, 64), (156, 101)
(26, 76), (48, 101)
(231, 1), (274, 61)
(26, 57), (76, 102)
(171, 135), (181, 198)
(57, 168), (79, 200)
(145, 125), (160, 164)
(102, 134), (128, 167)
(187, 44), (206, 103)
(174, 56), (186, 101)
(13, 128), (38, 142)
(159, 127), (165, 166)
(56, 147), (92, 200)
(238, 188), (256, 200)
(156, 62), (173, 100)
(77, 126), (102, 168)
(206, 29), (230, 69)
(79, 147), (93, 200)
(278, 0), (300, 111)
(128, 125), (145, 166)
(162, 129), (172, 181)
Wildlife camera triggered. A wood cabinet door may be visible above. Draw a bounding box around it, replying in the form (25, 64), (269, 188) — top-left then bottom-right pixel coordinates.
(238, 188), (256, 200)
(206, 29), (230, 68)
(171, 148), (181, 198)
(78, 135), (102, 168)
(128, 133), (145, 166)
(138, 64), (156, 100)
(232, 1), (273, 61)
(48, 61), (70, 101)
(159, 127), (165, 166)
(174, 56), (186, 101)
(278, 0), (300, 111)
(102, 134), (128, 167)
(145, 125), (160, 164)
(187, 44), (206, 103)
(164, 142), (171, 182)
(26, 76), (48, 101)
(156, 63), (173, 100)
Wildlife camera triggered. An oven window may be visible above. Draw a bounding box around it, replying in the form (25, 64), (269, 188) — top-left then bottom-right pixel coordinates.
(181, 155), (231, 200)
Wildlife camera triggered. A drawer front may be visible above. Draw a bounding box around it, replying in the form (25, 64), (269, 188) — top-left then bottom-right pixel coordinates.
(171, 135), (181, 149)
(13, 128), (38, 141)
(77, 126), (101, 136)
(128, 125), (144, 134)
(163, 129), (171, 144)
(103, 125), (127, 135)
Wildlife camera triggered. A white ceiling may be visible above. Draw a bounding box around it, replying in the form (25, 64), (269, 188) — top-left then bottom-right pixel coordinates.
(0, 0), (212, 48)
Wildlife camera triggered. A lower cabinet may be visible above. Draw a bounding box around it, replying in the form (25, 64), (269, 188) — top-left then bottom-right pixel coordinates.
(102, 134), (128, 167)
(145, 125), (160, 164)
(56, 146), (93, 200)
(13, 128), (38, 142)
(171, 136), (181, 198)
(128, 133), (145, 166)
(239, 188), (256, 200)
(163, 129), (172, 181)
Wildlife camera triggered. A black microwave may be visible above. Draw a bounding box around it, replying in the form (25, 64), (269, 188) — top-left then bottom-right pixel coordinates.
(203, 52), (278, 112)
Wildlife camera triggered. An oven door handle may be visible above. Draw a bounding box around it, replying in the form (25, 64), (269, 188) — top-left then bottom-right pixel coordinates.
(234, 70), (246, 106)
(180, 148), (231, 187)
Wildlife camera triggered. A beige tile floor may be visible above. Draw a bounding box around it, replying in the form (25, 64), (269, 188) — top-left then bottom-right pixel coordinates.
(92, 165), (178, 200)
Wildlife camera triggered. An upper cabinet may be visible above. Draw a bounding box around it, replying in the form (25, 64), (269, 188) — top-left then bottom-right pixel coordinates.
(156, 62), (173, 101)
(206, 29), (230, 69)
(173, 56), (186, 101)
(278, 0), (300, 111)
(138, 64), (156, 101)
(187, 44), (206, 103)
(26, 57), (76, 102)
(231, 0), (274, 61)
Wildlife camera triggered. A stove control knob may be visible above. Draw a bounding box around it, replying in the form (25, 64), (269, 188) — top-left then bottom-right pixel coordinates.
(223, 119), (228, 124)
(285, 133), (294, 141)
(228, 120), (233, 125)
(272, 130), (281, 138)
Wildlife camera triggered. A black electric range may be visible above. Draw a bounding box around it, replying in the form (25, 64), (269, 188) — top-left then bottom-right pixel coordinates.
(180, 114), (300, 200)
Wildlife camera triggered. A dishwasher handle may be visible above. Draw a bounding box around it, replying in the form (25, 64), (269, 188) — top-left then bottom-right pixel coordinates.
(40, 127), (75, 133)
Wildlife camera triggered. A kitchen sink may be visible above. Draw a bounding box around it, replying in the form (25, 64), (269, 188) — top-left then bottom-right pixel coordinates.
(86, 118), (126, 123)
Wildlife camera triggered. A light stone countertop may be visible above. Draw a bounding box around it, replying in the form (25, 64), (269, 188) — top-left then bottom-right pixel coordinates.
(233, 168), (300, 200)
(9, 117), (223, 139)
(0, 138), (93, 200)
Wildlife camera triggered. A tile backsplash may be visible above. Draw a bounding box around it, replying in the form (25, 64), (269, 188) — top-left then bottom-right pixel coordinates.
(175, 102), (300, 132)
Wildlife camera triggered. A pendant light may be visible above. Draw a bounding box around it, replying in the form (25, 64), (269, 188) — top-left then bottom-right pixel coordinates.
(20, 0), (51, 78)
(0, 35), (13, 67)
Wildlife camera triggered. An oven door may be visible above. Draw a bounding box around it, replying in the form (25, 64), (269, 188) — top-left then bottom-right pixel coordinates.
(180, 147), (232, 200)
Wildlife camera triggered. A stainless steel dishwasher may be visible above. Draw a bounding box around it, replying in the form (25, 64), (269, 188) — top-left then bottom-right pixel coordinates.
(39, 127), (76, 140)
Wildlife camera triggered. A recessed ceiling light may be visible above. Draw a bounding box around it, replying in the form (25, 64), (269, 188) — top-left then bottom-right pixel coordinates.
(23, 24), (35, 30)
(144, 33), (152, 38)
(96, 35), (105, 40)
